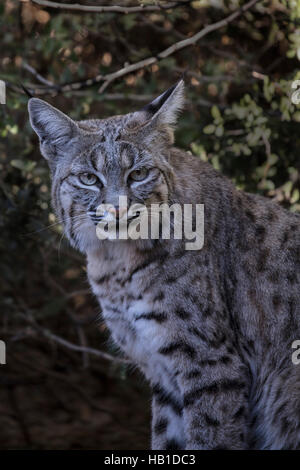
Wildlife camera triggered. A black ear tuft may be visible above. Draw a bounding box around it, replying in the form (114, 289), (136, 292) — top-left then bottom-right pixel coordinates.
(20, 83), (34, 98)
(126, 80), (185, 145)
(141, 79), (185, 127)
(143, 82), (178, 117)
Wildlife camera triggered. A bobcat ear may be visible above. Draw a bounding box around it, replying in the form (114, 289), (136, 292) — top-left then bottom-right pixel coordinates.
(28, 98), (79, 161)
(127, 80), (185, 145)
(143, 79), (185, 127)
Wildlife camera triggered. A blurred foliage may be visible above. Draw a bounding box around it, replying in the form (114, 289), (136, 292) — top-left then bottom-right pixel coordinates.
(1, 0), (300, 361)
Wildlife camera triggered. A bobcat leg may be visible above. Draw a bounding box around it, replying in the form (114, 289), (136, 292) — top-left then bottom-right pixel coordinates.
(249, 365), (300, 449)
(178, 358), (250, 450)
(151, 394), (185, 450)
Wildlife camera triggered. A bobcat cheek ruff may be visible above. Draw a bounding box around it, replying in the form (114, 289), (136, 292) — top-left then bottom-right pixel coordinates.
(28, 81), (300, 450)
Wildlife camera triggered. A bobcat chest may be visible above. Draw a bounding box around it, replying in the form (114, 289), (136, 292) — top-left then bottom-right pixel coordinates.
(88, 263), (167, 366)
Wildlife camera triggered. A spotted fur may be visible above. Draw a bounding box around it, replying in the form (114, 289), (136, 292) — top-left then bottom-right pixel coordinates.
(28, 81), (300, 449)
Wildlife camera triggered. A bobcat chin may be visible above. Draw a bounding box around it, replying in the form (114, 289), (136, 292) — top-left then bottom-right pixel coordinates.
(29, 80), (300, 450)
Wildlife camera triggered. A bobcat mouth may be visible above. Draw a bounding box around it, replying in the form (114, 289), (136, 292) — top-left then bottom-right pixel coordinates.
(88, 212), (105, 225)
(88, 211), (140, 225)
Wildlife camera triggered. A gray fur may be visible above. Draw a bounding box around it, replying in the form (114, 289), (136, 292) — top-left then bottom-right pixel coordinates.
(28, 81), (300, 449)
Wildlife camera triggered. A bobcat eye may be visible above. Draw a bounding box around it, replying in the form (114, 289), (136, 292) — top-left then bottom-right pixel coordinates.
(79, 173), (98, 186)
(130, 168), (149, 182)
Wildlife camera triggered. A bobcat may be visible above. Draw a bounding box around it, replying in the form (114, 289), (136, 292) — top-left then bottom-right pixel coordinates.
(28, 80), (300, 450)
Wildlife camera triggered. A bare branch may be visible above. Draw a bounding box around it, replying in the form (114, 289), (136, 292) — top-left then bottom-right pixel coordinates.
(31, 0), (193, 14)
(65, 288), (91, 299)
(156, 0), (260, 60)
(21, 60), (55, 87)
(38, 328), (130, 364)
(14, 0), (259, 97)
(21, 315), (130, 365)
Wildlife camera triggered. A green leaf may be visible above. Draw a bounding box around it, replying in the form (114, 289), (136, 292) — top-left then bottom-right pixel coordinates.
(203, 124), (216, 134)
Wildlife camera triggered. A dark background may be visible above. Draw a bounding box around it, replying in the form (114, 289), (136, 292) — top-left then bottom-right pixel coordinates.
(0, 0), (299, 450)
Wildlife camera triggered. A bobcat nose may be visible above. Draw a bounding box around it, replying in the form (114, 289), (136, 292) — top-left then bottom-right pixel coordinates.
(107, 205), (127, 220)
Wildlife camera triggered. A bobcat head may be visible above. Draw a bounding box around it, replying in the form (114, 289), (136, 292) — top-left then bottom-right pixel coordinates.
(28, 81), (185, 252)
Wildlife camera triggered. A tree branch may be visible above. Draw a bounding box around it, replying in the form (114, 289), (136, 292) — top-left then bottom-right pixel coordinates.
(21, 60), (55, 87)
(157, 0), (260, 59)
(15, 0), (260, 97)
(21, 315), (130, 365)
(37, 327), (130, 365)
(31, 0), (193, 14)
